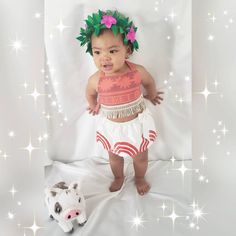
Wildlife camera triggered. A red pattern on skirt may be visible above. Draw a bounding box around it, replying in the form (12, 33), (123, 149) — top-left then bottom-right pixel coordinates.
(96, 130), (157, 157)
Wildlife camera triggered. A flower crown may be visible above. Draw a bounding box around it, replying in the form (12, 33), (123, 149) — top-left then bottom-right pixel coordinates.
(76, 10), (139, 55)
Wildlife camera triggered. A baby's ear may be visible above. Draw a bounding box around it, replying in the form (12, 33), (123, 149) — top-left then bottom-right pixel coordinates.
(125, 46), (133, 59)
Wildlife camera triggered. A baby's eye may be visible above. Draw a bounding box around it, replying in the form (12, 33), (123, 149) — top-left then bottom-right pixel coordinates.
(93, 51), (100, 55)
(110, 50), (118, 54)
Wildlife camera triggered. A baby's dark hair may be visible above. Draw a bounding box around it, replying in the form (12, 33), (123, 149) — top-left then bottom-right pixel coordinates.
(77, 9), (139, 55)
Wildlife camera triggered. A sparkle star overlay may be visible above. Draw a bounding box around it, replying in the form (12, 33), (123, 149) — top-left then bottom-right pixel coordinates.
(163, 204), (185, 230)
(56, 18), (70, 34)
(25, 85), (46, 109)
(9, 185), (18, 198)
(195, 80), (217, 107)
(24, 215), (44, 236)
(20, 135), (40, 162)
(128, 211), (146, 231)
(9, 36), (26, 54)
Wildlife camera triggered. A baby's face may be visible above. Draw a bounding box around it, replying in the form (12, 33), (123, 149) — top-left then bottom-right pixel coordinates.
(91, 30), (131, 75)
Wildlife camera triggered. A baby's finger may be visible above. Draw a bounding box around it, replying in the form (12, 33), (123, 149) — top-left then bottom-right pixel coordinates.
(153, 97), (162, 104)
(151, 100), (157, 105)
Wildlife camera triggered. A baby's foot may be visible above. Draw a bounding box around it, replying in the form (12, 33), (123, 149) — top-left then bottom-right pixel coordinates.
(135, 177), (150, 195)
(109, 177), (124, 192)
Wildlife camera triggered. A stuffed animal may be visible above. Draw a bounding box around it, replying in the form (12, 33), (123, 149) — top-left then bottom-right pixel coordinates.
(45, 181), (87, 233)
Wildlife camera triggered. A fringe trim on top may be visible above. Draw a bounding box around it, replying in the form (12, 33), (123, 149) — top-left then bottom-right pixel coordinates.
(100, 96), (146, 119)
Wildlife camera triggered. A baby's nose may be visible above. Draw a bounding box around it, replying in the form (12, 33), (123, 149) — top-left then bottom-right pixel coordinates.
(102, 52), (111, 60)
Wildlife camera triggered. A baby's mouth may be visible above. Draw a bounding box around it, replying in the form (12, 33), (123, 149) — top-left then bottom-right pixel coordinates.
(102, 64), (113, 71)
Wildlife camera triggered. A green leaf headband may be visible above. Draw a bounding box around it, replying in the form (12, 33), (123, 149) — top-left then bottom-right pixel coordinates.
(76, 10), (139, 55)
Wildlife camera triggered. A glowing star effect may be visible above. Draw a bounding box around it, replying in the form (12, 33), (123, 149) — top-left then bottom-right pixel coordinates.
(164, 205), (183, 229)
(26, 87), (45, 107)
(169, 10), (177, 21)
(45, 113), (51, 120)
(190, 200), (198, 209)
(208, 34), (215, 41)
(198, 175), (205, 182)
(8, 131), (15, 138)
(170, 155), (176, 165)
(9, 185), (18, 198)
(9, 37), (26, 54)
(195, 80), (217, 106)
(177, 97), (184, 104)
(128, 211), (146, 231)
(34, 12), (41, 18)
(172, 162), (192, 182)
(210, 15), (216, 23)
(226, 151), (231, 156)
(192, 206), (207, 224)
(24, 216), (44, 236)
(38, 136), (43, 143)
(200, 153), (207, 165)
(160, 202), (168, 215)
(22, 81), (29, 89)
(20, 136), (39, 161)
(213, 80), (220, 88)
(2, 152), (9, 160)
(189, 222), (195, 229)
(185, 76), (190, 81)
(7, 211), (15, 220)
(56, 18), (70, 34)
(221, 125), (228, 136)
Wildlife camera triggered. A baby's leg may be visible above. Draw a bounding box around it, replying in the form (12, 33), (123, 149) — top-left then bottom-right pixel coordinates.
(133, 150), (150, 195)
(108, 151), (124, 192)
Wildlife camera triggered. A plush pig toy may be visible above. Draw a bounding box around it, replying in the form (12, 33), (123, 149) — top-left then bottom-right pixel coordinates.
(45, 181), (87, 233)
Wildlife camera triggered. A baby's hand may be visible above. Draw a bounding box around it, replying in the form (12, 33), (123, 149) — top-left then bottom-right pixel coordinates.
(87, 104), (100, 115)
(144, 91), (164, 105)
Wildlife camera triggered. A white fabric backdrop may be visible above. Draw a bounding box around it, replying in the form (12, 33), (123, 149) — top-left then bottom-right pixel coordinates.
(44, 0), (191, 163)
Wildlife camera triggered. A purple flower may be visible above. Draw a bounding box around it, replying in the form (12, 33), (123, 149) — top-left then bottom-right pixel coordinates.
(126, 27), (136, 43)
(101, 15), (117, 28)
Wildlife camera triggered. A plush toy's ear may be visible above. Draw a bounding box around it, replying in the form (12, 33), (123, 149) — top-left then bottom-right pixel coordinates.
(53, 181), (68, 190)
(45, 187), (60, 197)
(68, 182), (81, 190)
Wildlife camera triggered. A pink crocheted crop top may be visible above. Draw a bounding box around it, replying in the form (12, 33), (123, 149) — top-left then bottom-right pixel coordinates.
(97, 61), (146, 119)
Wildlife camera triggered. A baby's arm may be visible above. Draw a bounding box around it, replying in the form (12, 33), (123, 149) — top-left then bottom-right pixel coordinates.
(86, 74), (100, 115)
(137, 65), (163, 105)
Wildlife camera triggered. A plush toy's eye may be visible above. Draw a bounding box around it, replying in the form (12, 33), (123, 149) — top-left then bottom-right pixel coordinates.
(78, 197), (81, 203)
(54, 202), (62, 214)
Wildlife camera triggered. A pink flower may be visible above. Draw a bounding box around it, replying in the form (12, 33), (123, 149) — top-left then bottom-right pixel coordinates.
(101, 15), (117, 28)
(126, 27), (136, 43)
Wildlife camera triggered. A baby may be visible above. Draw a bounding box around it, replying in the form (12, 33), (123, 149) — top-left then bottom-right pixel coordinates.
(77, 10), (163, 195)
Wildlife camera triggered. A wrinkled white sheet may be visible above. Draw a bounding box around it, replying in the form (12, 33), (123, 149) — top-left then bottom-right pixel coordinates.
(44, 158), (192, 236)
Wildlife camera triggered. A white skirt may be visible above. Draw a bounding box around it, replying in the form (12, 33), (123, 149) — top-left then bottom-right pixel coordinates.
(96, 108), (157, 158)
